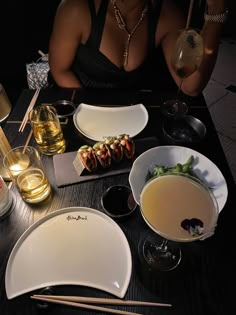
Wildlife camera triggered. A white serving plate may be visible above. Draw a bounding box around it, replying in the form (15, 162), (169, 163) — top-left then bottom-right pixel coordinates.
(5, 207), (132, 299)
(73, 103), (149, 141)
(129, 145), (228, 213)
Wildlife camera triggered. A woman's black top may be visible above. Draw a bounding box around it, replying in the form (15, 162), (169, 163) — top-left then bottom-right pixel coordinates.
(70, 0), (175, 89)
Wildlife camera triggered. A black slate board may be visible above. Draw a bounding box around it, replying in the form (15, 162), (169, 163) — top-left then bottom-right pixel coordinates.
(53, 137), (159, 187)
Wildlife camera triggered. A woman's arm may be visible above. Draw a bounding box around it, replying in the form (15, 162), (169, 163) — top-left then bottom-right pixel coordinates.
(49, 0), (87, 88)
(159, 0), (226, 96)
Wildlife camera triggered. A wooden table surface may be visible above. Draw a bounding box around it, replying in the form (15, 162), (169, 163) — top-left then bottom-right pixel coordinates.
(0, 88), (235, 315)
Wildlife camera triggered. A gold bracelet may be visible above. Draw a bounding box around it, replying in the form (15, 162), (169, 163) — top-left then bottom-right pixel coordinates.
(204, 9), (228, 24)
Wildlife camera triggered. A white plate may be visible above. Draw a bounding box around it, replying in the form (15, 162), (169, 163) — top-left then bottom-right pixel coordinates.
(129, 145), (228, 213)
(5, 207), (132, 299)
(73, 103), (149, 141)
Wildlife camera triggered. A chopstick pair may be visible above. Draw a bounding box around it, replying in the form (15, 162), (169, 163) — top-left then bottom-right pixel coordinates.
(18, 88), (40, 132)
(31, 295), (172, 315)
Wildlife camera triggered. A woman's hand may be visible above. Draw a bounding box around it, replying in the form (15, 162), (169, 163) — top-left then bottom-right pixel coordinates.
(159, 0), (227, 96)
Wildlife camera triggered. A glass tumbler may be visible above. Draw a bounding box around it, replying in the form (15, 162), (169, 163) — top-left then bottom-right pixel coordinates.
(0, 175), (14, 219)
(3, 146), (51, 204)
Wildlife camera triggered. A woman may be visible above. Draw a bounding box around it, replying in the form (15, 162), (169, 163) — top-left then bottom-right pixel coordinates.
(49, 0), (227, 96)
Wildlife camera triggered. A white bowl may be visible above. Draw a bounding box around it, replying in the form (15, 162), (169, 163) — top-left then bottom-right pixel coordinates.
(128, 145), (228, 213)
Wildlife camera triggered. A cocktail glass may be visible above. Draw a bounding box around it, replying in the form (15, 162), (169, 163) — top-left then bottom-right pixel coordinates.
(139, 173), (219, 271)
(161, 28), (204, 119)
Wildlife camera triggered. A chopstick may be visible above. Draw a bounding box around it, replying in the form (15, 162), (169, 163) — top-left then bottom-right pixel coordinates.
(0, 126), (17, 168)
(0, 126), (12, 157)
(32, 295), (172, 307)
(19, 88), (40, 132)
(31, 296), (143, 315)
(185, 0), (194, 30)
(71, 88), (76, 102)
(23, 129), (33, 154)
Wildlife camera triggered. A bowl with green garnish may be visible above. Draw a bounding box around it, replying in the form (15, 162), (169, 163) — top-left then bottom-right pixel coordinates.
(128, 145), (228, 213)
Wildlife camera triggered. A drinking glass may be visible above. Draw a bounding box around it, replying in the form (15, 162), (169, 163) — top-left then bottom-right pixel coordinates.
(29, 104), (66, 156)
(139, 173), (219, 271)
(161, 28), (204, 119)
(0, 175), (14, 220)
(0, 84), (12, 123)
(3, 146), (51, 204)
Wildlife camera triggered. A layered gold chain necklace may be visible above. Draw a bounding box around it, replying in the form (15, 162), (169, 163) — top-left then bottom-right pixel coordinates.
(110, 0), (148, 67)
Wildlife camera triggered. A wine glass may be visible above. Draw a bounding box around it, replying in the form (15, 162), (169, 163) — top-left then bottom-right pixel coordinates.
(138, 173), (219, 271)
(161, 28), (204, 119)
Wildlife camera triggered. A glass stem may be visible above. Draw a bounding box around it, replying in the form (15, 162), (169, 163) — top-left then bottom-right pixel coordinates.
(158, 238), (168, 252)
(177, 79), (183, 99)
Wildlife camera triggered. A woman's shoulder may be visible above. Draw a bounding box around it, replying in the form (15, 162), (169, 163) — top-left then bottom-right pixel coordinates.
(55, 0), (91, 30)
(57, 0), (87, 14)
(58, 0), (101, 12)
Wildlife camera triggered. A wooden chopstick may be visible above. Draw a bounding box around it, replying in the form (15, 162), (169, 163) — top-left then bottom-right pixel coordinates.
(32, 294), (172, 307)
(0, 127), (12, 157)
(0, 126), (17, 167)
(23, 129), (33, 153)
(19, 88), (40, 132)
(31, 296), (143, 315)
(185, 0), (194, 30)
(71, 88), (76, 102)
(6, 120), (25, 124)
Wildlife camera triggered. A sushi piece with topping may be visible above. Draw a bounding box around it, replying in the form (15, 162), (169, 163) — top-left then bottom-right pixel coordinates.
(117, 134), (135, 159)
(104, 136), (124, 163)
(77, 134), (135, 174)
(77, 145), (97, 173)
(93, 141), (112, 169)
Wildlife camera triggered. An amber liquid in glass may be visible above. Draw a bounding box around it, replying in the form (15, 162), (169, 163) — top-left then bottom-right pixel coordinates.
(140, 175), (218, 242)
(16, 168), (51, 203)
(32, 121), (66, 155)
(171, 29), (204, 79)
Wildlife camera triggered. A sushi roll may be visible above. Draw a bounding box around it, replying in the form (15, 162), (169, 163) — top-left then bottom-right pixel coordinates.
(117, 134), (135, 159)
(104, 136), (124, 163)
(77, 145), (97, 173)
(93, 141), (112, 169)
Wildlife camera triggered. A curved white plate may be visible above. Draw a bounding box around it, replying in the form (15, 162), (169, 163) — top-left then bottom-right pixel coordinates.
(5, 207), (132, 299)
(73, 103), (149, 141)
(129, 145), (228, 213)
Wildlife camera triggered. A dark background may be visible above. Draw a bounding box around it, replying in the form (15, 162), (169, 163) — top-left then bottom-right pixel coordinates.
(0, 0), (235, 105)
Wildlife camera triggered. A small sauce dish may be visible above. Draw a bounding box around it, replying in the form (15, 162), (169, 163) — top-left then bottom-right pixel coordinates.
(52, 100), (76, 118)
(35, 286), (55, 310)
(101, 185), (137, 220)
(162, 115), (207, 145)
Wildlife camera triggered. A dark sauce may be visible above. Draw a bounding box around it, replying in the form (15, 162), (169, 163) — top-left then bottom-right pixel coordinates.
(52, 101), (75, 117)
(101, 185), (136, 217)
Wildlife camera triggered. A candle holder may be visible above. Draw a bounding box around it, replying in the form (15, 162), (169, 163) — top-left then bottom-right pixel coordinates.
(3, 146), (51, 204)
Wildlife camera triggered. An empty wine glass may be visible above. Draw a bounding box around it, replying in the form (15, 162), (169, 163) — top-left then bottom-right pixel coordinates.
(138, 173), (219, 271)
(161, 28), (204, 119)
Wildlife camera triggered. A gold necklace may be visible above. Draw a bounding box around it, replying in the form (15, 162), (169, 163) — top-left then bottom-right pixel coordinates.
(110, 0), (148, 67)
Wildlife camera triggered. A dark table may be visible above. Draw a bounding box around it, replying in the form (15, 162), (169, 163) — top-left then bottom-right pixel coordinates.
(0, 88), (236, 315)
